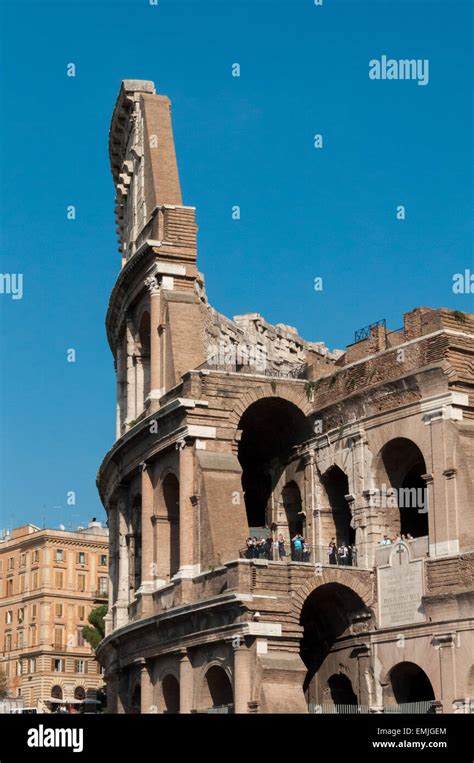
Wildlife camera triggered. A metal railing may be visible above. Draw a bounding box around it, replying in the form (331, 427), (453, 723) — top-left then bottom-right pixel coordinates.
(354, 319), (386, 344)
(240, 544), (360, 567)
(309, 700), (438, 715)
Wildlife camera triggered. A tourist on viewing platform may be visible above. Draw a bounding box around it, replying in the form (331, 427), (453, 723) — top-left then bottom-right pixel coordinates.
(380, 535), (392, 546)
(291, 533), (304, 561)
(328, 539), (337, 565)
(303, 538), (311, 562)
(265, 534), (273, 560)
(278, 533), (287, 560)
(348, 544), (356, 566)
(337, 543), (350, 566)
(257, 537), (267, 558)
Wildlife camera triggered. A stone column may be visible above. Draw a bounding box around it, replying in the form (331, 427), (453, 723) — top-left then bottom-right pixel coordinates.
(140, 660), (155, 714)
(126, 316), (137, 425)
(425, 415), (459, 557)
(233, 640), (251, 713)
(179, 651), (193, 713)
(115, 345), (123, 440)
(435, 633), (457, 710)
(106, 502), (119, 635)
(115, 488), (130, 629)
(177, 440), (195, 578)
(139, 462), (155, 614)
(145, 274), (162, 410)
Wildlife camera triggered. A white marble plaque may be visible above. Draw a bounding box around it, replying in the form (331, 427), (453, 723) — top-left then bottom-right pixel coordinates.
(378, 543), (425, 628)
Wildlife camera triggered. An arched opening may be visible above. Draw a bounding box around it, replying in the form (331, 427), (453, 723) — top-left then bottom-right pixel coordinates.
(321, 466), (354, 546)
(282, 481), (303, 537)
(162, 674), (180, 714)
(74, 686), (85, 701)
(300, 583), (371, 704)
(377, 438), (428, 538)
(137, 311), (151, 409)
(131, 494), (142, 592)
(386, 662), (435, 705)
(162, 474), (180, 578)
(130, 684), (141, 714)
(200, 665), (234, 711)
(327, 674), (358, 707)
(238, 398), (311, 530)
(51, 685), (63, 700)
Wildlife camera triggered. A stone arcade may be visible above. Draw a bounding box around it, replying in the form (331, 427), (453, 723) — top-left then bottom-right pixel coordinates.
(96, 80), (474, 714)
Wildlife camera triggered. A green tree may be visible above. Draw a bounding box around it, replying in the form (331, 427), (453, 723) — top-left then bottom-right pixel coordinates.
(82, 604), (107, 650)
(0, 668), (8, 699)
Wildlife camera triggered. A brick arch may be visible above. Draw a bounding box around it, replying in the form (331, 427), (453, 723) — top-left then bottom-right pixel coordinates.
(290, 568), (375, 625)
(229, 384), (313, 430)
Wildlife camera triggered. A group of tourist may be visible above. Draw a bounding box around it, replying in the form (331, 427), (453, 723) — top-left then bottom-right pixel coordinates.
(327, 538), (357, 566)
(244, 534), (358, 566)
(244, 533), (311, 562)
(379, 533), (414, 545)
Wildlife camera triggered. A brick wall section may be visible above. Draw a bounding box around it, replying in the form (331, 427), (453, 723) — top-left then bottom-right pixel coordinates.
(141, 93), (182, 210)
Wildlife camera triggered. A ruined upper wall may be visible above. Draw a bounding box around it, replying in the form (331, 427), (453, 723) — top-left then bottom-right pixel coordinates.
(109, 80), (183, 265)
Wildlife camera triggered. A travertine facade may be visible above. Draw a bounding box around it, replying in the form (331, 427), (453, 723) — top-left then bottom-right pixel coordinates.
(0, 522), (108, 710)
(97, 80), (474, 714)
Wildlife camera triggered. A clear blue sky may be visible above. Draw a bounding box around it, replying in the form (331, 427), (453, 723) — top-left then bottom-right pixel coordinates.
(0, 0), (472, 530)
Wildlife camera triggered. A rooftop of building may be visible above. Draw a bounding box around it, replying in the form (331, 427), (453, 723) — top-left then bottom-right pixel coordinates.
(0, 519), (109, 546)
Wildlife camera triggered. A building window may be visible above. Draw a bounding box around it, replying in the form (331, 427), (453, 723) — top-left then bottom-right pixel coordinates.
(20, 553), (26, 567)
(77, 574), (86, 592)
(31, 604), (37, 620)
(29, 658), (36, 673)
(16, 660), (22, 677)
(100, 554), (107, 567)
(52, 658), (64, 673)
(98, 576), (108, 595)
(32, 572), (39, 590)
(6, 610), (12, 624)
(32, 549), (39, 563)
(75, 659), (87, 675)
(0, 560), (3, 573)
(54, 627), (63, 649)
(55, 549), (64, 563)
(55, 603), (63, 618)
(18, 608), (24, 623)
(77, 605), (85, 620)
(30, 626), (37, 647)
(77, 552), (86, 565)
(77, 628), (84, 647)
(19, 575), (26, 593)
(6, 579), (13, 596)
(4, 633), (11, 651)
(8, 557), (14, 571)
(17, 631), (24, 649)
(54, 571), (64, 589)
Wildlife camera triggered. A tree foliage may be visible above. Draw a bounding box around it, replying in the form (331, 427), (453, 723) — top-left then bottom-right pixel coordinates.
(82, 604), (107, 650)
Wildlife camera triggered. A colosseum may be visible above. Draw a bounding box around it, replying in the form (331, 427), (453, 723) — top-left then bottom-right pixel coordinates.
(96, 80), (474, 714)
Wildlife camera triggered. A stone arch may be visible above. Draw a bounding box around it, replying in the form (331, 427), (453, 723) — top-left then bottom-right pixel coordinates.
(298, 579), (374, 702)
(382, 661), (436, 705)
(373, 437), (429, 538)
(236, 395), (312, 528)
(198, 662), (234, 711)
(229, 385), (313, 431)
(290, 567), (374, 626)
(161, 673), (180, 714)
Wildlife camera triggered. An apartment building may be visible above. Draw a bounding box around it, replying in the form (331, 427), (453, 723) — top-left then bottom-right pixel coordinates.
(0, 520), (109, 711)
